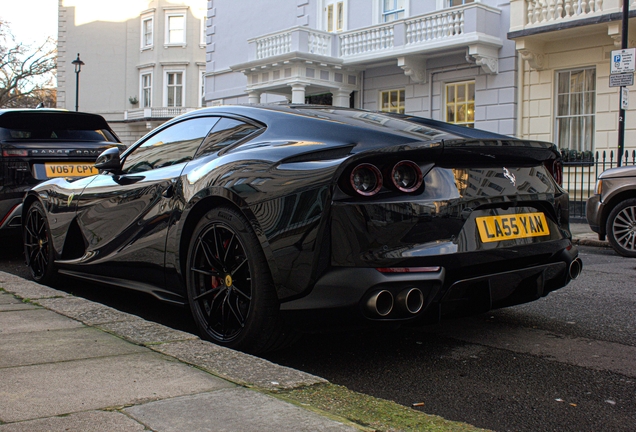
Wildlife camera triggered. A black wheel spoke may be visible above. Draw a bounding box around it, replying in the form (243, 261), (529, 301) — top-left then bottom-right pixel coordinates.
(193, 286), (223, 301)
(190, 266), (221, 277)
(223, 232), (236, 263)
(230, 257), (248, 276)
(232, 285), (252, 301)
(200, 237), (225, 272)
(226, 296), (245, 328)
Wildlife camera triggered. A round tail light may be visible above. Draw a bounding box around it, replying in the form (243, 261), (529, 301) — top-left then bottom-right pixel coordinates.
(350, 163), (383, 196)
(391, 160), (423, 193)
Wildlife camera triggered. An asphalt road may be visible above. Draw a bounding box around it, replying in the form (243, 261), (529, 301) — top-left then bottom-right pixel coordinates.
(2, 239), (634, 431)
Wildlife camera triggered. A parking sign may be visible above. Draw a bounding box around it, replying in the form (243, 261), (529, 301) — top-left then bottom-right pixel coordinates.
(611, 48), (636, 74)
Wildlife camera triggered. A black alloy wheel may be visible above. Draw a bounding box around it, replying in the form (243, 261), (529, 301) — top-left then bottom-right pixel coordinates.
(606, 198), (636, 258)
(186, 206), (290, 353)
(23, 201), (58, 284)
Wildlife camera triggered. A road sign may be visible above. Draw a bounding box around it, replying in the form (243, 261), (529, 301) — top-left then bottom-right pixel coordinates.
(610, 72), (634, 87)
(622, 87), (629, 110)
(611, 48), (636, 74)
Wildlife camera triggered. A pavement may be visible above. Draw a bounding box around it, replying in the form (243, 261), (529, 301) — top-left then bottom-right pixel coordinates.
(0, 223), (608, 432)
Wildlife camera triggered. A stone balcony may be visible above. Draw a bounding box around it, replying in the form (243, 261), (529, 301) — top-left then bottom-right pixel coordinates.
(242, 2), (503, 72)
(231, 3), (504, 104)
(123, 107), (198, 121)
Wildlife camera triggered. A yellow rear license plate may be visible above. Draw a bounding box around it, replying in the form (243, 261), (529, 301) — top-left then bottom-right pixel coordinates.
(45, 162), (98, 178)
(476, 212), (550, 243)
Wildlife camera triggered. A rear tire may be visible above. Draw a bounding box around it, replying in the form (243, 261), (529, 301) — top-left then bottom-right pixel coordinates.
(186, 206), (296, 353)
(23, 201), (58, 284)
(606, 198), (636, 258)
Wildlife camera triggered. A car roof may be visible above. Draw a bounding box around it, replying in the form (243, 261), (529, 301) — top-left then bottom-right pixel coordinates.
(0, 109), (113, 131)
(183, 104), (516, 142)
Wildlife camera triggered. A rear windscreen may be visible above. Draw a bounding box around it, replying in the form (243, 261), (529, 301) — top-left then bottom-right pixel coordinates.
(0, 127), (117, 141)
(0, 111), (119, 142)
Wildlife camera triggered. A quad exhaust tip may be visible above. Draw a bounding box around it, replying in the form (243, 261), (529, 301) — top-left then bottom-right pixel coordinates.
(366, 290), (394, 317)
(569, 257), (583, 280)
(396, 287), (425, 314)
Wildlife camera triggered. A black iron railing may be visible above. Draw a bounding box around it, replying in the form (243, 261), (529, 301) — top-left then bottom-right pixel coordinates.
(562, 150), (636, 221)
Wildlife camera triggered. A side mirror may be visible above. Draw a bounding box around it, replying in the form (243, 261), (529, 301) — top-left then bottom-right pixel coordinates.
(95, 147), (122, 172)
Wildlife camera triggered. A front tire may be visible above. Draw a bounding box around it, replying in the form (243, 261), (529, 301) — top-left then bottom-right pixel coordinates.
(606, 198), (636, 258)
(186, 206), (294, 353)
(23, 201), (58, 284)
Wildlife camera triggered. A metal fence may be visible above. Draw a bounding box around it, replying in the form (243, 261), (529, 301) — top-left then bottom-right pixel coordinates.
(563, 150), (636, 221)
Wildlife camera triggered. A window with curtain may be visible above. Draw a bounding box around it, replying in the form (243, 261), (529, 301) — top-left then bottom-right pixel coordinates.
(326, 1), (344, 32)
(380, 89), (405, 114)
(555, 67), (596, 152)
(382, 0), (405, 22)
(445, 81), (475, 127)
(141, 16), (153, 48)
(141, 73), (152, 108)
(166, 71), (184, 107)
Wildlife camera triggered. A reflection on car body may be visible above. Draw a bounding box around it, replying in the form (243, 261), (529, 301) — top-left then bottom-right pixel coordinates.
(23, 105), (581, 353)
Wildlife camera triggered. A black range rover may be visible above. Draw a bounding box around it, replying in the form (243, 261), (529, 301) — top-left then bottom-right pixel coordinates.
(0, 109), (124, 235)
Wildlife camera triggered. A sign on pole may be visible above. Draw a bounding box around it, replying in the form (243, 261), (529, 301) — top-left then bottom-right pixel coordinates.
(611, 48), (636, 74)
(610, 73), (634, 87)
(622, 87), (629, 110)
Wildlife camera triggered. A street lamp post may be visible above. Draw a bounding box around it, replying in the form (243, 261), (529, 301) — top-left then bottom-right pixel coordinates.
(71, 53), (85, 112)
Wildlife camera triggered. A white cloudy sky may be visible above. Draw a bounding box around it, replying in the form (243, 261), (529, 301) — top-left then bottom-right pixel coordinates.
(1, 0), (58, 45)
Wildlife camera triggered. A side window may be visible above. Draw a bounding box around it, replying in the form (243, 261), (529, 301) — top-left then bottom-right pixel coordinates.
(196, 118), (260, 157)
(122, 117), (219, 174)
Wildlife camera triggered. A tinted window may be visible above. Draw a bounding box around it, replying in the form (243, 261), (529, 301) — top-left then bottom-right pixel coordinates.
(0, 111), (118, 142)
(0, 127), (115, 141)
(196, 118), (260, 157)
(122, 117), (218, 174)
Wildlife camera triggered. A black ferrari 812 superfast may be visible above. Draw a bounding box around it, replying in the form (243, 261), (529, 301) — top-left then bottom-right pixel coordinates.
(23, 105), (581, 353)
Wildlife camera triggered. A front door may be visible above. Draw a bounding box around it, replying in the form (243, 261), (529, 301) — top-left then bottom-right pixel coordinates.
(72, 116), (219, 290)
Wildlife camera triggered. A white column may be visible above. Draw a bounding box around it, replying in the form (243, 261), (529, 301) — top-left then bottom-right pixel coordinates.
(332, 89), (351, 107)
(248, 91), (262, 104)
(290, 84), (306, 104)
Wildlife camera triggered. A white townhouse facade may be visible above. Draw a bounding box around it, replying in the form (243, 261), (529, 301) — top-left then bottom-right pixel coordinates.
(57, 0), (207, 145)
(204, 0), (519, 135)
(509, 0), (636, 159)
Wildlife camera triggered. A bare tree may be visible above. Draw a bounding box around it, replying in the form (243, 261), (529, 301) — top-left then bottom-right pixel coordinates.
(0, 20), (57, 108)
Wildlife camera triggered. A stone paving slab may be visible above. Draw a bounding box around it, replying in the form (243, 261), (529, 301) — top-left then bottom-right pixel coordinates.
(0, 292), (22, 304)
(0, 302), (38, 312)
(0, 293), (37, 311)
(0, 326), (145, 368)
(0, 352), (234, 423)
(0, 410), (146, 432)
(125, 388), (357, 432)
(0, 308), (82, 335)
(152, 339), (326, 391)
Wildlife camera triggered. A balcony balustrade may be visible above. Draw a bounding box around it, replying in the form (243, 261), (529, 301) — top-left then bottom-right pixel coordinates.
(247, 3), (502, 65)
(510, 0), (636, 33)
(124, 107), (197, 121)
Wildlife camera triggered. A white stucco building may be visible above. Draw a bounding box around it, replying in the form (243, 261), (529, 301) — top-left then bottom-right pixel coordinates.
(204, 0), (518, 135)
(509, 0), (636, 160)
(57, 0), (207, 145)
